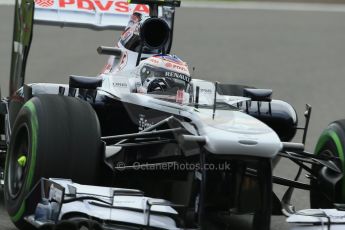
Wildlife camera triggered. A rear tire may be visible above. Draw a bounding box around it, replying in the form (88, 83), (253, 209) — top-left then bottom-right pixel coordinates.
(4, 95), (102, 229)
(310, 119), (345, 208)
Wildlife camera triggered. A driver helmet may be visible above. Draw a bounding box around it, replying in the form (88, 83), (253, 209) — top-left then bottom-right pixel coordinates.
(137, 54), (191, 93)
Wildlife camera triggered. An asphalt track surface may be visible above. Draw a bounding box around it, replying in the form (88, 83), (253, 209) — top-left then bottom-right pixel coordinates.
(1, 3), (345, 230)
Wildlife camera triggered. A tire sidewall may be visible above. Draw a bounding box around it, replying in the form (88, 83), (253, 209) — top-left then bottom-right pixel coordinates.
(4, 100), (39, 225)
(311, 120), (345, 207)
(4, 95), (103, 228)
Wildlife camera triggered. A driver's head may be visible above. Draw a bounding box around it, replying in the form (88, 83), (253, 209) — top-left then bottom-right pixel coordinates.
(138, 55), (191, 93)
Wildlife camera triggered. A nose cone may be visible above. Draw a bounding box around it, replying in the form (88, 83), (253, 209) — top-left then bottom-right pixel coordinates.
(195, 110), (282, 158)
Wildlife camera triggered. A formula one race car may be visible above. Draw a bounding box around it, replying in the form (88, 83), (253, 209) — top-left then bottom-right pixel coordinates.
(0, 0), (344, 230)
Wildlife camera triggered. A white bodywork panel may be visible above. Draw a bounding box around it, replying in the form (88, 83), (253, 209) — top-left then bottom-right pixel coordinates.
(52, 179), (179, 229)
(191, 78), (251, 106)
(100, 89), (282, 158)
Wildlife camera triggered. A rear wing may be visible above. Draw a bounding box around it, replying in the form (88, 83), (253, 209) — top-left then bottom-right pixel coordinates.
(9, 0), (180, 96)
(35, 0), (150, 31)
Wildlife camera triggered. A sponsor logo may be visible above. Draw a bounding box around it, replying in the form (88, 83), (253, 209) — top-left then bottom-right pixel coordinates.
(113, 82), (127, 87)
(138, 114), (152, 131)
(165, 72), (191, 83)
(56, 0), (149, 14)
(149, 58), (159, 64)
(121, 29), (131, 40)
(35, 0), (54, 7)
(172, 64), (188, 72)
(165, 62), (173, 68)
(165, 62), (188, 72)
(200, 88), (213, 94)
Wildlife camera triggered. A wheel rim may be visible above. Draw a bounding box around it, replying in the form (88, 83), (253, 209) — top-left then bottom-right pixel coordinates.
(311, 142), (342, 207)
(320, 148), (342, 170)
(8, 124), (30, 199)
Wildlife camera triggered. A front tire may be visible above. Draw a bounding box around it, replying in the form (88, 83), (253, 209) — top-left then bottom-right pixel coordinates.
(4, 95), (102, 229)
(310, 119), (345, 208)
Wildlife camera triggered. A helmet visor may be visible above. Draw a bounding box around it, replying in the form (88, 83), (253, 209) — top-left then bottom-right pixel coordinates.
(140, 64), (190, 90)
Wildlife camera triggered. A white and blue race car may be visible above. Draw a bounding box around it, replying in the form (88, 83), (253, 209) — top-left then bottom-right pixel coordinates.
(0, 1), (344, 230)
